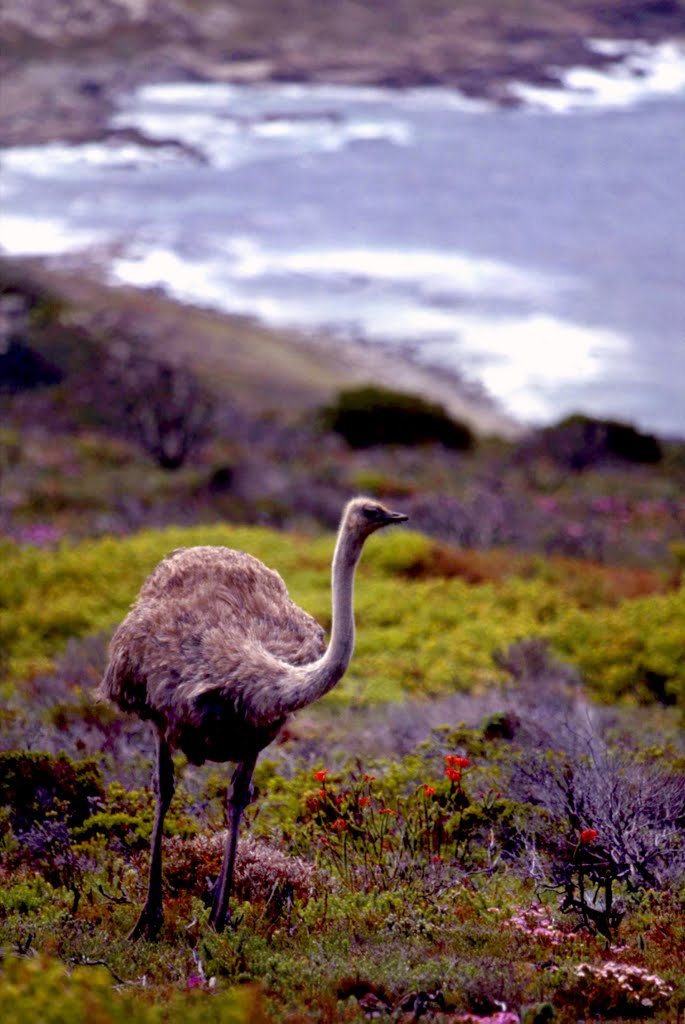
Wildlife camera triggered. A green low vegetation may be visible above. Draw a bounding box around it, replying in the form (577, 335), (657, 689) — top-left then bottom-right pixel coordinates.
(1, 520), (684, 1022)
(2, 526), (684, 706)
(0, 727), (683, 1022)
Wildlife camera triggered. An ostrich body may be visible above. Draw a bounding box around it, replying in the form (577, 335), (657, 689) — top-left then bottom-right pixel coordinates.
(100, 497), (407, 939)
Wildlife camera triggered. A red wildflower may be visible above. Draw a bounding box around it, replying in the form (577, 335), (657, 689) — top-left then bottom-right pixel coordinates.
(445, 768), (462, 783)
(445, 755), (471, 769)
(580, 828), (599, 844)
(363, 774), (376, 784)
(423, 785), (436, 797)
(313, 769), (329, 782)
(359, 796), (371, 807)
(332, 819), (347, 830)
(318, 789), (326, 800)
(379, 808), (397, 816)
(432, 855), (443, 863)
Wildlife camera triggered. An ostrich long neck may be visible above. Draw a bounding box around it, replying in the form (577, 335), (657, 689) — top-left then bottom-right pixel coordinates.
(277, 521), (362, 716)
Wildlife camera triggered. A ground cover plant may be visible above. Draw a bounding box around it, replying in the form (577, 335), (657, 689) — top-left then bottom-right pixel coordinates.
(0, 722), (683, 1021)
(1, 518), (684, 1022)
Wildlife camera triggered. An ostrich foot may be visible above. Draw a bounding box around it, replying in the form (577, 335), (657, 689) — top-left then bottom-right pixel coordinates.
(128, 903), (163, 941)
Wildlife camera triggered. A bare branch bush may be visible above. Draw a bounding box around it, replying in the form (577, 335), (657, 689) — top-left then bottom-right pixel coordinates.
(103, 345), (216, 469)
(489, 638), (683, 937)
(496, 641), (685, 936)
(517, 750), (685, 938)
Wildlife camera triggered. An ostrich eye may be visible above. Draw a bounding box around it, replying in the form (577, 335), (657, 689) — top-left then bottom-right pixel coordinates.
(362, 505), (381, 520)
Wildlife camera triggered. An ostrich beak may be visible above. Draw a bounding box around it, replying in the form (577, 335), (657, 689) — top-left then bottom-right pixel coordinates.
(381, 509), (408, 526)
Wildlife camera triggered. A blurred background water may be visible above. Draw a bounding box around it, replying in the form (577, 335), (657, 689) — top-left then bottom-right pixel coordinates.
(1, 41), (684, 435)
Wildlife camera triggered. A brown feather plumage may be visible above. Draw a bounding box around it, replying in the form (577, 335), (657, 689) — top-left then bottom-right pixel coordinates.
(101, 546), (326, 764)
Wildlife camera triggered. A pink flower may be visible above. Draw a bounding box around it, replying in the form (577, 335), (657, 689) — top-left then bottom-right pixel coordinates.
(19, 523), (64, 547)
(187, 975), (204, 989)
(591, 496), (615, 514)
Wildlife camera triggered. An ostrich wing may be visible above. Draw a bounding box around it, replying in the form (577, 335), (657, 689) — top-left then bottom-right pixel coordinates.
(138, 546), (325, 660)
(102, 546), (327, 753)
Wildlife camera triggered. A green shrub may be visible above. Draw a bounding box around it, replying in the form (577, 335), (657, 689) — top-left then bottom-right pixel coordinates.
(2, 524), (683, 708)
(72, 811), (149, 848)
(303, 757), (510, 890)
(320, 385), (474, 450)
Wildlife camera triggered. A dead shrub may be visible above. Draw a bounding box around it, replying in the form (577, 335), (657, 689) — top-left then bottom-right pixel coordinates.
(163, 832), (321, 916)
(103, 347), (215, 469)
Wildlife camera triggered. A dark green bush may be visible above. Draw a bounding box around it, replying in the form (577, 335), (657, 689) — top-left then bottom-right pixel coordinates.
(602, 418), (662, 463)
(0, 339), (62, 392)
(0, 751), (104, 832)
(532, 414), (662, 471)
(320, 385), (474, 450)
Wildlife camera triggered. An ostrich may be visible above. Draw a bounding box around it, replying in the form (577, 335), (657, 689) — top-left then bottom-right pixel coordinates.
(100, 497), (407, 939)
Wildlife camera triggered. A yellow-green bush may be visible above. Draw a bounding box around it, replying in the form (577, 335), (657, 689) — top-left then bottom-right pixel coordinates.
(1, 526), (683, 707)
(0, 955), (262, 1024)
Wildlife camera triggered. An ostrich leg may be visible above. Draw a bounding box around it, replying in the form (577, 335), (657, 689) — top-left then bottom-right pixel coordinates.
(129, 729), (175, 940)
(210, 758), (256, 932)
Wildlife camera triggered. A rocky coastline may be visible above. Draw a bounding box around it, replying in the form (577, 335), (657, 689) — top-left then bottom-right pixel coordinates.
(2, 1), (684, 147)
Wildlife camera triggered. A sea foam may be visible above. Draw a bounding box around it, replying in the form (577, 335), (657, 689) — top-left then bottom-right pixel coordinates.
(509, 39), (685, 112)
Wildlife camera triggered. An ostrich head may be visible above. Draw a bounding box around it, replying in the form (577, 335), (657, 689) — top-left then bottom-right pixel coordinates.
(342, 496), (408, 541)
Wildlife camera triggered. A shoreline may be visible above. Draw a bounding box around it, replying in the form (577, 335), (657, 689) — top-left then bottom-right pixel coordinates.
(1, 254), (523, 439)
(2, 2), (684, 147)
